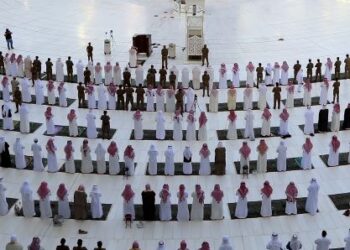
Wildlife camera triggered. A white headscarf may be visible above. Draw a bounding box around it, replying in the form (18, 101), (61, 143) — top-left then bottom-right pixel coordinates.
(95, 143), (106, 155)
(156, 241), (166, 250)
(183, 146), (192, 159)
(219, 236), (233, 250)
(20, 181), (32, 195)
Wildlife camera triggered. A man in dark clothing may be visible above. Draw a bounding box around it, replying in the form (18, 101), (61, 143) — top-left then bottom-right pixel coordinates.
(175, 88), (184, 114)
(334, 56), (341, 79)
(272, 83), (281, 109)
(117, 84), (125, 110)
(31, 66), (37, 86)
(0, 51), (5, 74)
(136, 84), (145, 110)
(306, 59), (313, 80)
(66, 56), (74, 82)
(93, 241), (106, 250)
(4, 28), (14, 50)
(123, 67), (131, 86)
(147, 65), (157, 87)
(293, 60), (301, 80)
(100, 110), (110, 139)
(141, 184), (156, 220)
(83, 67), (91, 85)
(342, 103), (350, 130)
(202, 71), (210, 97)
(214, 143), (226, 175)
(161, 45), (168, 69)
(318, 105), (329, 132)
(332, 78), (340, 103)
(201, 44), (209, 67)
(33, 56), (41, 79)
(45, 58), (53, 80)
(56, 238), (70, 250)
(345, 54), (350, 79)
(73, 239), (87, 250)
(159, 66), (167, 87)
(77, 82), (85, 108)
(125, 84), (134, 110)
(86, 42), (93, 62)
(169, 71), (176, 89)
(315, 59), (322, 82)
(256, 63), (264, 87)
(13, 86), (22, 113)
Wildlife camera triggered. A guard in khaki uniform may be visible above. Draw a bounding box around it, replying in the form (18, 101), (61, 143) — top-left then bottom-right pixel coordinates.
(293, 60), (301, 81)
(123, 68), (131, 87)
(159, 66), (167, 87)
(256, 63), (264, 87)
(66, 56), (74, 82)
(175, 88), (184, 114)
(272, 83), (281, 109)
(125, 84), (134, 110)
(214, 144), (226, 175)
(345, 54), (350, 79)
(77, 82), (85, 108)
(202, 71), (210, 97)
(136, 84), (145, 110)
(45, 58), (53, 80)
(169, 71), (176, 89)
(100, 110), (110, 139)
(13, 86), (22, 113)
(334, 57), (341, 79)
(161, 45), (168, 69)
(83, 67), (91, 85)
(202, 44), (209, 67)
(333, 78), (340, 103)
(86, 42), (93, 62)
(117, 85), (125, 110)
(306, 59), (313, 80)
(33, 56), (41, 79)
(315, 59), (322, 82)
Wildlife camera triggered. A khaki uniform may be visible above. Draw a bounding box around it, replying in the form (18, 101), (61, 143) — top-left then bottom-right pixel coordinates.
(100, 114), (111, 139)
(10, 79), (19, 93)
(77, 85), (85, 107)
(117, 88), (125, 110)
(175, 90), (184, 114)
(315, 62), (322, 82)
(169, 73), (176, 89)
(87, 45), (93, 62)
(161, 48), (168, 69)
(334, 59), (341, 79)
(159, 68), (167, 87)
(256, 66), (264, 86)
(66, 59), (74, 82)
(46, 60), (53, 80)
(73, 191), (88, 220)
(33, 59), (41, 79)
(123, 71), (131, 86)
(333, 80), (340, 103)
(202, 73), (210, 97)
(125, 86), (134, 109)
(202, 47), (209, 66)
(146, 72), (155, 87)
(272, 86), (281, 109)
(13, 89), (22, 112)
(306, 62), (313, 80)
(214, 147), (226, 175)
(83, 69), (91, 84)
(293, 63), (301, 80)
(345, 57), (350, 78)
(136, 87), (145, 110)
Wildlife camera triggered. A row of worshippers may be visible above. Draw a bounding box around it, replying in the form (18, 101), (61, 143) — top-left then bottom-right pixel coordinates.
(120, 179), (319, 222)
(0, 180), (104, 220)
(0, 137), (136, 175)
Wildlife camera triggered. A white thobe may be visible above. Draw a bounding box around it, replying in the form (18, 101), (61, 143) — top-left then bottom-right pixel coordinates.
(331, 112), (340, 132)
(257, 151), (267, 173)
(219, 72), (227, 89)
(46, 117), (55, 135)
(2, 84), (10, 102)
(81, 147), (93, 173)
(243, 91), (253, 110)
(258, 85), (267, 110)
(246, 69), (254, 85)
(191, 193), (204, 220)
(303, 88), (311, 106)
(209, 91), (218, 112)
(76, 62), (84, 83)
(235, 192), (248, 218)
(232, 70), (240, 87)
(301, 149), (312, 170)
(47, 89), (56, 105)
(304, 109), (314, 134)
(315, 237), (331, 250)
(39, 195), (52, 218)
(211, 198), (224, 220)
(58, 193), (71, 219)
(319, 83), (329, 105)
(177, 192), (189, 221)
(260, 193), (272, 217)
(86, 113), (97, 139)
(123, 198), (135, 219)
(261, 117), (271, 136)
(31, 143), (44, 172)
(281, 69), (289, 85)
(65, 153), (75, 174)
(47, 151), (58, 172)
(0, 184), (8, 215)
(19, 106), (30, 133)
(146, 90), (155, 112)
(266, 239), (283, 250)
(286, 90), (294, 108)
(21, 190), (35, 217)
(227, 120), (237, 140)
(244, 112), (255, 139)
(55, 61), (64, 82)
(324, 65), (332, 81)
(198, 124), (207, 141)
(109, 153), (120, 175)
(129, 50), (137, 68)
(105, 69), (113, 85)
(68, 117), (78, 137)
(97, 85), (107, 110)
(276, 144), (287, 171)
(183, 151), (192, 175)
(186, 120), (196, 141)
(192, 67), (201, 89)
(296, 70), (304, 92)
(173, 117), (183, 141)
(59, 87), (67, 107)
(35, 81), (44, 105)
(17, 61), (24, 77)
(186, 89), (195, 112)
(156, 116), (165, 140)
(159, 194), (172, 221)
(95, 146), (106, 174)
(95, 70), (102, 85)
(327, 145), (339, 167)
(135, 67), (144, 85)
(14, 142), (26, 169)
(133, 118), (143, 140)
(9, 61), (18, 76)
(272, 67), (280, 84)
(305, 182), (319, 215)
(166, 94), (176, 113)
(285, 199), (297, 215)
(21, 78), (32, 102)
(199, 153), (211, 175)
(279, 119), (289, 136)
(113, 66), (121, 85)
(90, 191), (103, 218)
(156, 91), (165, 112)
(108, 92), (116, 110)
(207, 66), (214, 90)
(181, 68), (190, 88)
(87, 92), (96, 110)
(124, 156), (135, 176)
(164, 149), (175, 175)
(148, 149), (158, 175)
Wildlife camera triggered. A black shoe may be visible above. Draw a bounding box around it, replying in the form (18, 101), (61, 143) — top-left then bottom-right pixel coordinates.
(15, 111), (18, 113)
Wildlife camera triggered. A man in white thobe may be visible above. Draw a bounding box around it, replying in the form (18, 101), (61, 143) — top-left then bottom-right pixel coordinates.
(304, 106), (315, 136)
(315, 230), (331, 250)
(76, 60), (84, 83)
(305, 178), (319, 215)
(181, 67), (190, 88)
(31, 139), (44, 172)
(135, 65), (144, 85)
(19, 104), (30, 133)
(156, 111), (166, 140)
(276, 141), (287, 172)
(186, 87), (195, 112)
(164, 145), (175, 175)
(219, 236), (233, 250)
(266, 233), (283, 250)
(192, 66), (201, 90)
(244, 109), (255, 141)
(86, 109), (97, 139)
(95, 143), (106, 174)
(14, 138), (26, 169)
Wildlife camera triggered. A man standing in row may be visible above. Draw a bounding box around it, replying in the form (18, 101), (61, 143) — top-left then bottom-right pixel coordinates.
(306, 59), (313, 80)
(0, 52), (5, 74)
(161, 45), (168, 69)
(315, 59), (322, 82)
(344, 54), (350, 79)
(202, 71), (210, 97)
(202, 44), (209, 67)
(117, 84), (125, 110)
(293, 60), (301, 81)
(272, 83), (281, 109)
(77, 82), (85, 108)
(256, 63), (264, 87)
(45, 58), (53, 80)
(66, 56), (74, 82)
(159, 66), (167, 87)
(136, 84), (145, 110)
(333, 78), (340, 104)
(33, 56), (41, 79)
(334, 57), (341, 79)
(4, 28), (14, 50)
(100, 110), (110, 139)
(87, 42), (93, 62)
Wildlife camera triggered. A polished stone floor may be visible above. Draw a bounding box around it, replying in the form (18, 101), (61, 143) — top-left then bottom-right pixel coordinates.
(1, 0), (350, 249)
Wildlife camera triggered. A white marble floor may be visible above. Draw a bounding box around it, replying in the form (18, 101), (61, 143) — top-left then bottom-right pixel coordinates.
(1, 0), (350, 249)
